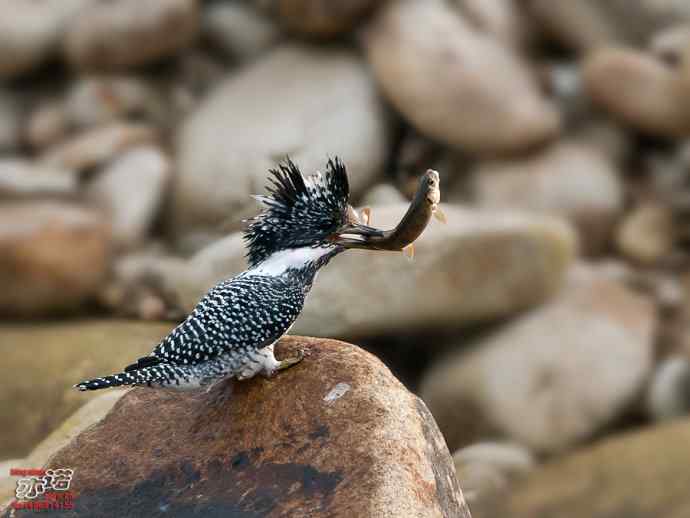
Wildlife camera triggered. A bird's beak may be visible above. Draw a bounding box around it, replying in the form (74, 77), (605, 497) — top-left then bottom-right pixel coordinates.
(334, 222), (385, 249)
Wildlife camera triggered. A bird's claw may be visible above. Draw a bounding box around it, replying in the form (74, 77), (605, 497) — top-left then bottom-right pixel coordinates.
(265, 348), (306, 378)
(277, 349), (305, 371)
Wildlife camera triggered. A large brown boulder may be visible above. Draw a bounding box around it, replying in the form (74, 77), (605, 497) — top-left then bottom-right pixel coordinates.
(364, 0), (560, 155)
(85, 145), (172, 251)
(0, 202), (111, 317)
(420, 264), (656, 454)
(3, 337), (471, 517)
(63, 0), (199, 71)
(171, 44), (391, 251)
(0, 0), (91, 79)
(0, 390), (127, 508)
(468, 139), (624, 255)
(583, 47), (690, 138)
(472, 418), (690, 518)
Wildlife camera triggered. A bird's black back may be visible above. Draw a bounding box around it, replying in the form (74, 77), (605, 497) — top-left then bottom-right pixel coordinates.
(148, 272), (309, 367)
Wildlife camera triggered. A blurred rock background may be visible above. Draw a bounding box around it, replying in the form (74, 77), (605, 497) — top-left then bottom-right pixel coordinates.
(1, 0), (690, 516)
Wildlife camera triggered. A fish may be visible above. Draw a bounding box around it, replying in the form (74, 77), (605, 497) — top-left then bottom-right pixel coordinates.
(353, 169), (445, 256)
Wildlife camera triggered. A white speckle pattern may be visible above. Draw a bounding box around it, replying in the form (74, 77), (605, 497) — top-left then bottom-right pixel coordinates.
(75, 247), (338, 391)
(244, 157), (350, 267)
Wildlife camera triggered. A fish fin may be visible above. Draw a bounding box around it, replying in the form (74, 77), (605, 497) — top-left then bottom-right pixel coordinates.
(402, 243), (415, 260)
(361, 207), (371, 225)
(433, 205), (447, 224)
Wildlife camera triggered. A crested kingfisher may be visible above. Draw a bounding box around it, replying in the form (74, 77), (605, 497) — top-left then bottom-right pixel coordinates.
(75, 157), (383, 391)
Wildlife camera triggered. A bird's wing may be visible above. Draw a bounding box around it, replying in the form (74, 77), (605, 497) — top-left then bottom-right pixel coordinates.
(148, 274), (305, 366)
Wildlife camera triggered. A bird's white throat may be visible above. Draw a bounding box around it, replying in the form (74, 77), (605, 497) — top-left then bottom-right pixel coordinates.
(247, 246), (334, 277)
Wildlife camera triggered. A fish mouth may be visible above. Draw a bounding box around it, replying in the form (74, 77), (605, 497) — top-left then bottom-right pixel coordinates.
(422, 170), (440, 206)
(333, 222), (385, 249)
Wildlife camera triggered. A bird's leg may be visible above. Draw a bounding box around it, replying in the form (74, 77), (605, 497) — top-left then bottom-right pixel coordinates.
(260, 344), (305, 378)
(275, 349), (305, 372)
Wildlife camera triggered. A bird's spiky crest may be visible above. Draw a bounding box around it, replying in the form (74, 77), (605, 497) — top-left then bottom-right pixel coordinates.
(244, 157), (351, 266)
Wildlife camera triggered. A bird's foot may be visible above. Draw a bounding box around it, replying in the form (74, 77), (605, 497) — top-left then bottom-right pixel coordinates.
(278, 350), (304, 371)
(265, 349), (305, 378)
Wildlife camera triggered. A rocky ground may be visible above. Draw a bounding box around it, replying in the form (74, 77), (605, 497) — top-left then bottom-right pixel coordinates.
(1, 1), (690, 517)
(2, 337), (471, 517)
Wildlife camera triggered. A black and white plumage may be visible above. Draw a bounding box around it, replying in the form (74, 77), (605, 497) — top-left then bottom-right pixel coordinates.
(243, 157), (351, 266)
(75, 157), (381, 391)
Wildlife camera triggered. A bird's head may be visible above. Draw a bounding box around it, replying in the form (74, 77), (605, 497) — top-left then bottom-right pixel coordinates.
(244, 157), (383, 267)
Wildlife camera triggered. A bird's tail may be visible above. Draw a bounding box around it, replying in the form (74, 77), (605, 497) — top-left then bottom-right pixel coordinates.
(74, 363), (180, 391)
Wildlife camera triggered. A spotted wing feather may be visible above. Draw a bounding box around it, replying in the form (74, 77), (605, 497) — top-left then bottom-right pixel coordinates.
(149, 274), (307, 366)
